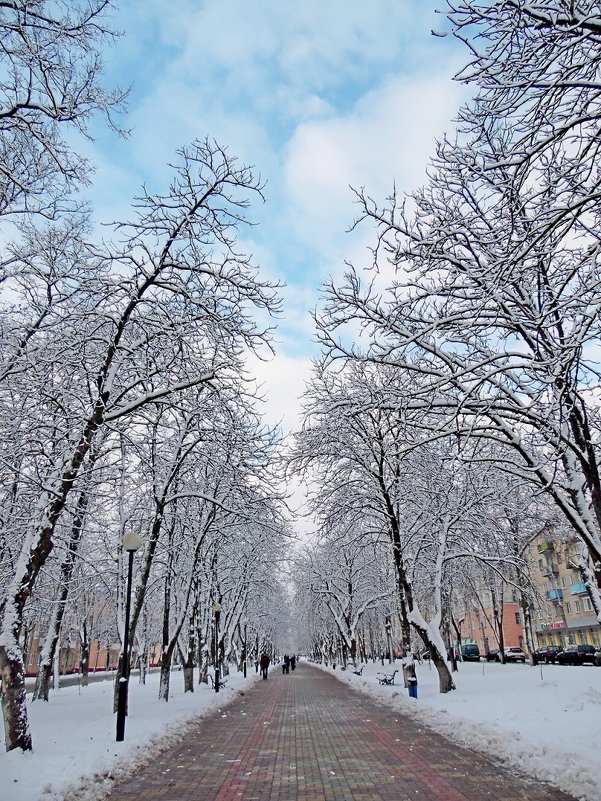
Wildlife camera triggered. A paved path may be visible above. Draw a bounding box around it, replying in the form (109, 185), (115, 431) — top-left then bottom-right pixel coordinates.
(109, 662), (575, 801)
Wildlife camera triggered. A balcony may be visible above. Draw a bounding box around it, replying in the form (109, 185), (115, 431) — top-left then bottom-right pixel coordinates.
(546, 588), (563, 602)
(542, 561), (559, 576)
(570, 581), (587, 595)
(538, 541), (554, 553)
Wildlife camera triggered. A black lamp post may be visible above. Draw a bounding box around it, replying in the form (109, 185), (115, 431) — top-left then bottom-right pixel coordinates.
(213, 601), (222, 692)
(116, 531), (142, 742)
(243, 620), (248, 678)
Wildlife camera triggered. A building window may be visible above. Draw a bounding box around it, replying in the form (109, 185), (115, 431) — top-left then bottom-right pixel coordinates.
(539, 559), (544, 571)
(584, 598), (592, 612)
(514, 612), (521, 625)
(565, 602), (571, 613)
(575, 600), (581, 613)
(560, 576), (566, 588)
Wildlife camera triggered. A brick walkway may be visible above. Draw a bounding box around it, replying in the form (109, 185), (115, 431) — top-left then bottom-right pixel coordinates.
(108, 662), (575, 801)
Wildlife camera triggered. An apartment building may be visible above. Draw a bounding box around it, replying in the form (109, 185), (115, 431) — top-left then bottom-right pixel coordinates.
(24, 633), (123, 676)
(524, 527), (601, 649)
(461, 602), (524, 654)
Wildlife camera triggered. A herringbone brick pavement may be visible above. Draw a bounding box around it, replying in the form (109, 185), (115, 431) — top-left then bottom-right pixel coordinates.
(107, 662), (575, 801)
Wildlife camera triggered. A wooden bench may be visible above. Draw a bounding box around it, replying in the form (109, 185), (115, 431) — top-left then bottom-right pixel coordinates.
(377, 669), (398, 685)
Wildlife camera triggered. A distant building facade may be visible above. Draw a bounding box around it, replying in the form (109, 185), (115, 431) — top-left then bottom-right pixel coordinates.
(524, 526), (601, 649)
(462, 602), (524, 654)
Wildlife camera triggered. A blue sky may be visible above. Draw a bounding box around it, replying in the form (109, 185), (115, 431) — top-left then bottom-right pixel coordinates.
(84, 0), (466, 432)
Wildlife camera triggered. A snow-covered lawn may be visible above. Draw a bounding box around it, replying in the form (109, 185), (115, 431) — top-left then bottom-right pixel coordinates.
(1, 659), (600, 801)
(321, 658), (601, 801)
(1, 669), (258, 801)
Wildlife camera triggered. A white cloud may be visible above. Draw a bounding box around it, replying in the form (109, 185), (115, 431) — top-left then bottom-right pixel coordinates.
(161, 0), (418, 95)
(82, 0), (470, 447)
(283, 70), (466, 261)
(249, 350), (314, 435)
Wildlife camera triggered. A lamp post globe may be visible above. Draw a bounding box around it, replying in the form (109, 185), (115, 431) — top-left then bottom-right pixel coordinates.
(116, 532), (142, 742)
(123, 531), (142, 553)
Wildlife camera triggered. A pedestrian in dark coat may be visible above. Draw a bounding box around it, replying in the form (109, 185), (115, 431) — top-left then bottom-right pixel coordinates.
(259, 651), (270, 680)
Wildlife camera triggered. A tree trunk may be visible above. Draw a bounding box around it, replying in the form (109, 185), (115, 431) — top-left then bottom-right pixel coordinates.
(183, 596), (196, 692)
(492, 586), (505, 663)
(0, 642), (31, 751)
(80, 634), (90, 686)
(432, 645), (454, 691)
(391, 525), (455, 693)
(398, 588), (411, 656)
(199, 643), (209, 685)
(2, 402), (106, 744)
(183, 665), (194, 692)
(33, 659), (54, 702)
(159, 650), (172, 701)
(520, 594), (536, 664)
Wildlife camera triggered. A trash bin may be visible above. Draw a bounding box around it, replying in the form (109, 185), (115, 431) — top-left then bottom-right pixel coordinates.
(403, 662), (418, 698)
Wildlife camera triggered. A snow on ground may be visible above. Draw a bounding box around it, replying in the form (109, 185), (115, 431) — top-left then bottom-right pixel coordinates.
(319, 658), (601, 801)
(1, 659), (600, 801)
(0, 669), (258, 801)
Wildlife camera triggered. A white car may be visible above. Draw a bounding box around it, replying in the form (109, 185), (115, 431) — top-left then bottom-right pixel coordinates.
(504, 646), (526, 663)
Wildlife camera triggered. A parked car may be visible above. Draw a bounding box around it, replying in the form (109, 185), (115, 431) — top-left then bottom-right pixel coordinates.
(595, 649), (601, 667)
(555, 644), (597, 665)
(504, 646), (527, 663)
(534, 645), (563, 664)
(461, 644), (481, 662)
(485, 649), (500, 662)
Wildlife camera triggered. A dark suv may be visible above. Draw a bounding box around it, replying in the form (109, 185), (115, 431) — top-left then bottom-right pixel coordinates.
(556, 644), (597, 665)
(534, 645), (563, 664)
(461, 644), (481, 662)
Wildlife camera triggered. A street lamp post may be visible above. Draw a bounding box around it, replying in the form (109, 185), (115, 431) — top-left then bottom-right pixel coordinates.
(243, 620), (248, 679)
(116, 531), (142, 742)
(213, 601), (222, 692)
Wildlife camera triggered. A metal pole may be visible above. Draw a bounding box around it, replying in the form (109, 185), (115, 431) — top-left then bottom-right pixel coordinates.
(214, 610), (221, 692)
(243, 623), (247, 678)
(116, 550), (134, 742)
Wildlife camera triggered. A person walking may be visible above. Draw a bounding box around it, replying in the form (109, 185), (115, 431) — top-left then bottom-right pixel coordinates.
(259, 651), (270, 680)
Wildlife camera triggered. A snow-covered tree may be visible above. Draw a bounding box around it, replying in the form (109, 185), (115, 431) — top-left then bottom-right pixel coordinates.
(295, 525), (394, 667)
(0, 139), (280, 751)
(316, 1), (601, 628)
(0, 0), (126, 218)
